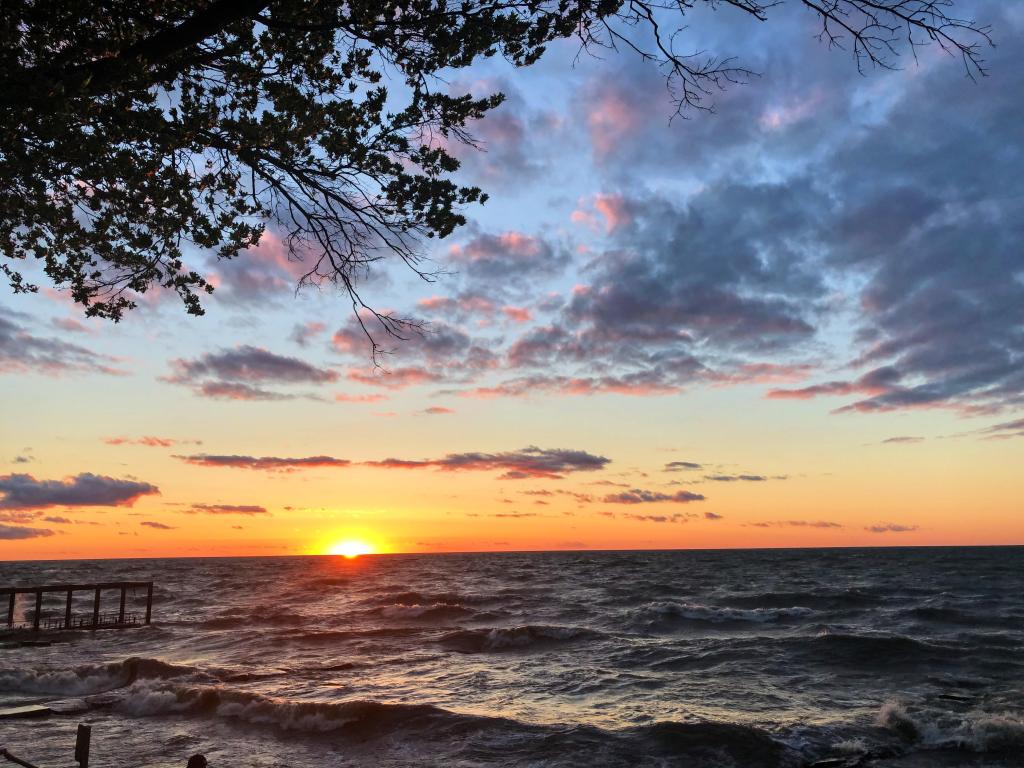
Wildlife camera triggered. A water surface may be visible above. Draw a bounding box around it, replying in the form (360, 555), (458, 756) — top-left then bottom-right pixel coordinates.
(1, 548), (1022, 766)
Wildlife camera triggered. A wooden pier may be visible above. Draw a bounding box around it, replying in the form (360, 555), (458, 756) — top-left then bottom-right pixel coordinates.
(1, 581), (153, 632)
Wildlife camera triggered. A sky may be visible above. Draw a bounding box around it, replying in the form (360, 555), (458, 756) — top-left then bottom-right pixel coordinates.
(2, 1), (1022, 560)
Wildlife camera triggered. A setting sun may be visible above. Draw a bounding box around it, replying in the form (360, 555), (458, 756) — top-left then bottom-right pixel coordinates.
(328, 539), (375, 558)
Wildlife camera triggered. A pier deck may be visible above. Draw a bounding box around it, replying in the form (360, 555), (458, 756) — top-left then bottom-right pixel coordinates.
(1, 581), (153, 632)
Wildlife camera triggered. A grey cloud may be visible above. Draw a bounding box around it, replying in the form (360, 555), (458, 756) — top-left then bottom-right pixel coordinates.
(365, 446), (610, 479)
(704, 474), (769, 482)
(665, 461), (702, 471)
(186, 504), (269, 515)
(165, 345), (338, 400)
(623, 512), (693, 523)
(0, 473), (159, 510)
(176, 455), (350, 471)
(290, 322), (327, 347)
(1, 310), (125, 377)
(865, 522), (919, 533)
(0, 523), (55, 539)
(603, 488), (705, 504)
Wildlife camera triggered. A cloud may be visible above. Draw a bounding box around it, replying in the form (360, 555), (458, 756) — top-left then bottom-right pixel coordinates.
(749, 520), (843, 529)
(198, 382), (298, 401)
(42, 515), (73, 524)
(104, 436), (200, 448)
(881, 436), (924, 445)
(704, 474), (768, 482)
(432, 6), (1018, 416)
(0, 473), (159, 510)
(335, 393), (388, 403)
(290, 321), (327, 347)
(205, 229), (308, 306)
(140, 521), (175, 530)
(185, 504), (269, 515)
(455, 372), (689, 399)
(175, 454), (350, 471)
(0, 310), (126, 377)
(439, 229), (572, 305)
(704, 512), (724, 520)
(347, 366), (445, 390)
(423, 406), (455, 415)
(52, 317), (93, 333)
(602, 488), (705, 504)
(364, 446), (610, 479)
(335, 316), (499, 390)
(623, 512), (693, 523)
(865, 522), (918, 533)
(665, 461), (702, 471)
(0, 523), (55, 539)
(502, 306), (533, 323)
(979, 418), (1024, 440)
(767, 367), (901, 402)
(443, 77), (557, 186)
(165, 345), (337, 400)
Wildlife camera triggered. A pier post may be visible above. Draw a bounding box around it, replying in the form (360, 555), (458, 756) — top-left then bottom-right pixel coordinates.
(65, 589), (73, 629)
(118, 585), (126, 625)
(145, 582), (153, 625)
(92, 587), (101, 629)
(7, 593), (13, 627)
(75, 723), (91, 768)
(32, 590), (42, 631)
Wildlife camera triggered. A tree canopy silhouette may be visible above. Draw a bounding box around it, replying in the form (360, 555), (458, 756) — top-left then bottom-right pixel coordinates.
(1, 0), (991, 351)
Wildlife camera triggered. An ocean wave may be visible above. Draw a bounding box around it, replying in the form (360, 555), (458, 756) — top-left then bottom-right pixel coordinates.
(905, 605), (1023, 629)
(878, 698), (1024, 753)
(0, 657), (197, 696)
(439, 625), (599, 653)
(112, 683), (458, 735)
(267, 626), (426, 647)
(377, 603), (474, 621)
(721, 589), (882, 611)
(198, 607), (305, 630)
(635, 601), (816, 628)
(361, 590), (495, 608)
(805, 631), (965, 667)
(106, 683), (800, 765)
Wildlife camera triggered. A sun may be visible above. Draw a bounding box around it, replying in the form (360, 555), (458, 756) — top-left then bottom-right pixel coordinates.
(328, 539), (374, 558)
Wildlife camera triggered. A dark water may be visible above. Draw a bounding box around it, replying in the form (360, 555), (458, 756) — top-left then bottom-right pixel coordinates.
(1, 548), (1022, 767)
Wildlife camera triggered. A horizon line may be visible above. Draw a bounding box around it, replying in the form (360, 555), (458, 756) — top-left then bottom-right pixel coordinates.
(3, 542), (1022, 564)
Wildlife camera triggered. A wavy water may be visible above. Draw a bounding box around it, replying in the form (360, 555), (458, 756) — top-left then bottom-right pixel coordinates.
(1, 548), (1022, 767)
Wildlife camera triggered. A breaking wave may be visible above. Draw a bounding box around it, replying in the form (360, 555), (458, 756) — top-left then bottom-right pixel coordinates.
(878, 698), (1024, 753)
(107, 682), (800, 766)
(0, 657), (196, 696)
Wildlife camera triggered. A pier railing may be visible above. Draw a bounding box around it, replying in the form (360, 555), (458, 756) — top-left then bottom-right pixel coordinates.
(1, 581), (153, 631)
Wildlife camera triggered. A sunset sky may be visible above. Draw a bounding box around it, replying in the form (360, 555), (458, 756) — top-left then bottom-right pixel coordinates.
(2, 0), (1022, 560)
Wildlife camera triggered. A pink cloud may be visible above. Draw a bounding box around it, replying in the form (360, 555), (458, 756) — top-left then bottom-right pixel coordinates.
(587, 86), (642, 159)
(335, 393), (388, 403)
(347, 367), (445, 389)
(758, 91), (824, 132)
(593, 194), (633, 233)
(502, 306), (533, 323)
(104, 436), (198, 448)
(457, 375), (682, 399)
